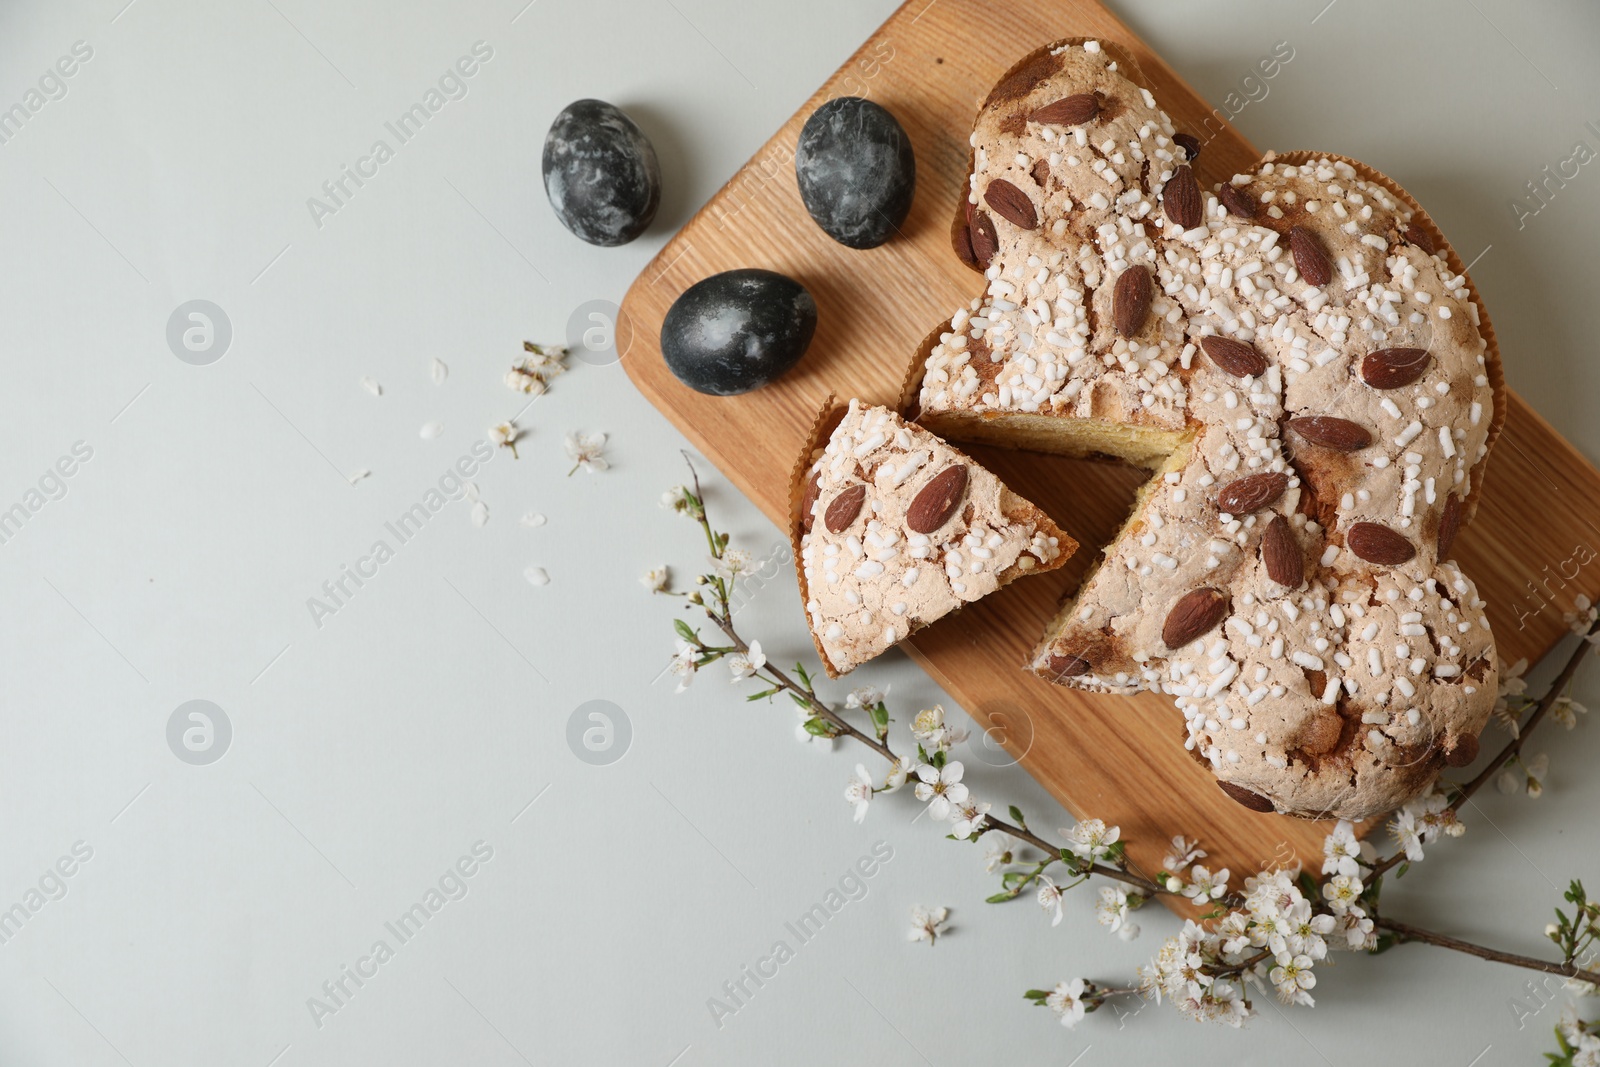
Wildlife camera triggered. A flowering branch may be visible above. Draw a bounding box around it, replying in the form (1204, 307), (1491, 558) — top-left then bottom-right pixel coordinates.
(1373, 915), (1600, 986)
(654, 462), (1600, 1036)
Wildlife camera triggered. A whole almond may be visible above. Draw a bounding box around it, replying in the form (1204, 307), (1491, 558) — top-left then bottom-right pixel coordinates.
(985, 178), (1038, 230)
(1217, 471), (1288, 515)
(1346, 521), (1416, 566)
(1443, 732), (1480, 767)
(1030, 93), (1099, 126)
(800, 470), (821, 532)
(1288, 416), (1372, 452)
(1218, 780), (1275, 812)
(1164, 164), (1202, 230)
(1200, 335), (1268, 379)
(1288, 225), (1332, 287)
(1162, 587), (1230, 649)
(1173, 132), (1201, 162)
(1261, 514), (1304, 588)
(1113, 265), (1153, 337)
(906, 464), (968, 534)
(1361, 347), (1432, 389)
(971, 211), (999, 267)
(824, 483), (866, 534)
(1045, 653), (1092, 679)
(1219, 184), (1257, 219)
(1402, 222), (1436, 255)
(1437, 493), (1464, 560)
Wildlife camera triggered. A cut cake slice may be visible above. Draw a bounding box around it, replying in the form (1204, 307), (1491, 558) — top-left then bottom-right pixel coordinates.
(795, 399), (1076, 676)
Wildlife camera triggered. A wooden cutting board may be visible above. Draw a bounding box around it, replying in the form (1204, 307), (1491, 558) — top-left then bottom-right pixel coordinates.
(620, 0), (1600, 893)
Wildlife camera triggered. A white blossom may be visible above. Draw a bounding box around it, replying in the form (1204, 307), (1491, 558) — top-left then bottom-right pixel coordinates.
(1498, 752), (1549, 797)
(1037, 876), (1065, 927)
(983, 834), (1025, 873)
(1492, 658), (1530, 734)
(1553, 695), (1588, 730)
(725, 640), (766, 682)
(1321, 820), (1370, 877)
(504, 365), (546, 395)
(911, 705), (968, 751)
(907, 905), (949, 945)
(565, 431), (608, 475)
(881, 755), (914, 793)
(669, 639), (698, 693)
(949, 798), (991, 840)
(660, 485), (699, 517)
(1182, 865), (1230, 902)
(1045, 978), (1086, 1028)
(1163, 835), (1206, 872)
(1321, 874), (1363, 915)
(1095, 885), (1140, 940)
(1565, 594), (1598, 637)
(641, 565), (669, 592)
(489, 421), (521, 458)
(712, 548), (756, 581)
(507, 343), (567, 393)
(913, 761), (967, 819)
(1061, 819), (1121, 863)
(1332, 902), (1376, 951)
(844, 764), (873, 824)
(1269, 953), (1316, 1005)
(845, 685), (888, 710)
(1389, 783), (1462, 861)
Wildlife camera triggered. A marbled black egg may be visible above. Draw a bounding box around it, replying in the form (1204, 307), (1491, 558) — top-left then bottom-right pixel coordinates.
(660, 269), (817, 396)
(542, 99), (660, 247)
(794, 97), (915, 249)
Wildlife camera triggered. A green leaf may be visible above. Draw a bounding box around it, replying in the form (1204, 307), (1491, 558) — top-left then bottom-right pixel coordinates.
(745, 687), (780, 702)
(1396, 862), (1410, 880)
(986, 891), (1019, 904)
(673, 619), (697, 643)
(1023, 989), (1050, 1003)
(1103, 840), (1127, 867)
(802, 717), (836, 737)
(794, 662), (813, 688)
(790, 693), (811, 710)
(869, 702), (890, 737)
(1002, 871), (1031, 889)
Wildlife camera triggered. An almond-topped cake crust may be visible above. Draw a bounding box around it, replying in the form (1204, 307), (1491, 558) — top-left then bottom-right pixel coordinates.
(916, 39), (1503, 820)
(797, 400), (1075, 676)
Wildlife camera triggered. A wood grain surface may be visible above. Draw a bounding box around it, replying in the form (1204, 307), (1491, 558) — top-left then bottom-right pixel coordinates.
(619, 0), (1600, 896)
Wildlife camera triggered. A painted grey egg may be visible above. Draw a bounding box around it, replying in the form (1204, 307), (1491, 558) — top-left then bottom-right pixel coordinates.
(542, 99), (661, 247)
(660, 269), (817, 396)
(794, 96), (915, 249)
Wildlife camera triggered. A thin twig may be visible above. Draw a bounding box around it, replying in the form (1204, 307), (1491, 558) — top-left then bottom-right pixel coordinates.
(1375, 916), (1600, 986)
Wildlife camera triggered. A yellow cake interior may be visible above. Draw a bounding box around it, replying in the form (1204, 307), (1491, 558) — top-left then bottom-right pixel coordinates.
(920, 409), (1197, 649)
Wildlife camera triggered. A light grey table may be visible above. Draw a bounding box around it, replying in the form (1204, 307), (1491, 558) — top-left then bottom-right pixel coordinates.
(1, 0), (1596, 1063)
